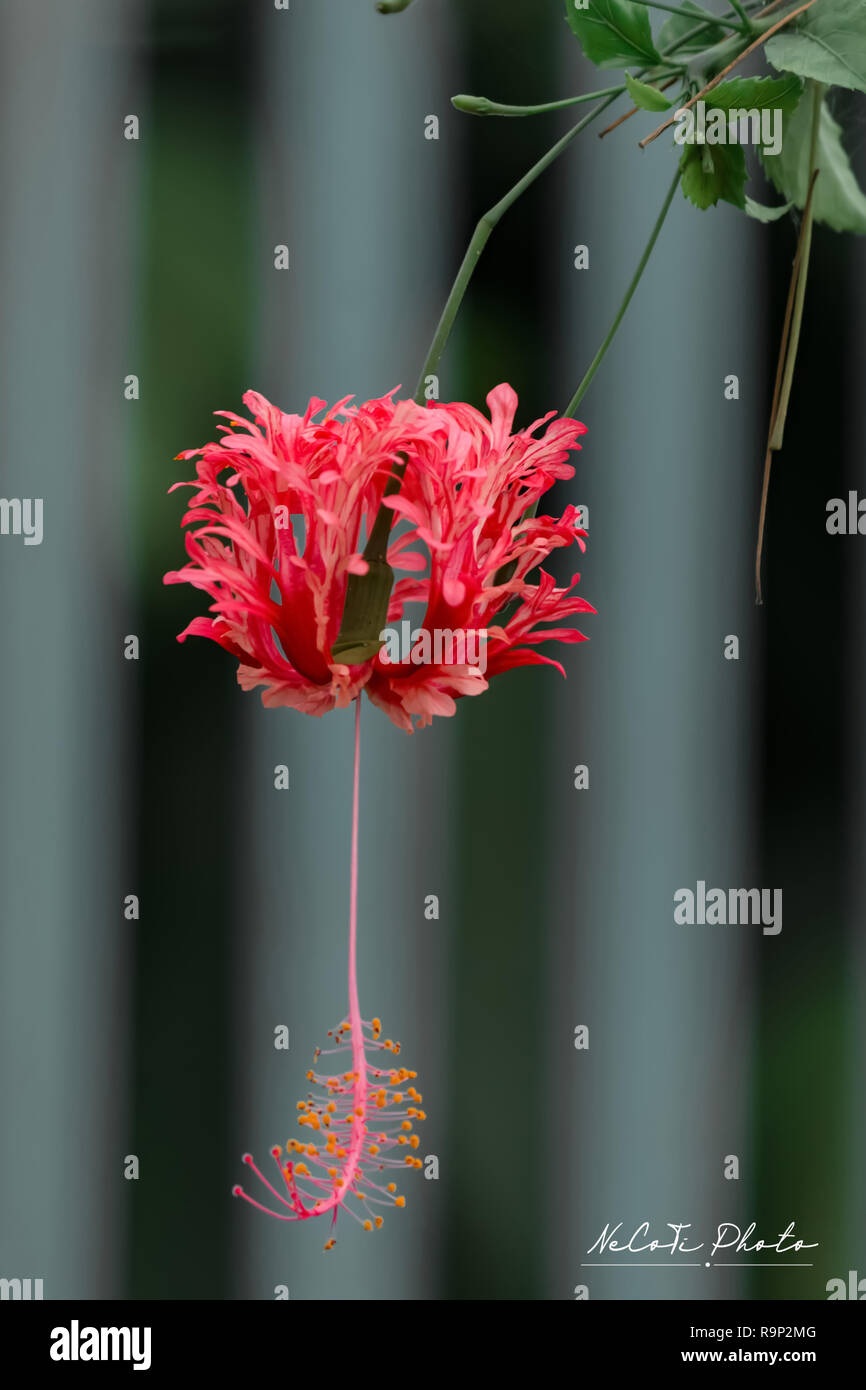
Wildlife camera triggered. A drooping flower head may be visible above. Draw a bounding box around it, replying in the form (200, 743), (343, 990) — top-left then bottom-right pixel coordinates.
(169, 387), (593, 1245)
(164, 385), (592, 729)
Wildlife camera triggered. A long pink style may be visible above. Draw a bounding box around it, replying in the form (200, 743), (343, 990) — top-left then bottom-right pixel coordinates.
(233, 698), (425, 1246)
(336, 693), (367, 1210)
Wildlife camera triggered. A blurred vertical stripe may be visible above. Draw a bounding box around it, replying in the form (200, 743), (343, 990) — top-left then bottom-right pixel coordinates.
(752, 215), (858, 1298)
(850, 133), (866, 1272)
(129, 0), (254, 1297)
(0, 0), (144, 1297)
(550, 42), (760, 1300)
(440, 2), (565, 1301)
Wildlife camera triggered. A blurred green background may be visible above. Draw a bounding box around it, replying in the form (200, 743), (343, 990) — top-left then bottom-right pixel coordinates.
(0, 0), (864, 1300)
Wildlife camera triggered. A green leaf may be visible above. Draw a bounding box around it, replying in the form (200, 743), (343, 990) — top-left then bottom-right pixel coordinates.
(760, 94), (866, 233)
(766, 0), (866, 96)
(674, 78), (804, 214)
(564, 0), (661, 70)
(679, 140), (747, 210)
(625, 72), (672, 111)
(657, 0), (724, 56)
(745, 195), (794, 222)
(707, 74), (804, 116)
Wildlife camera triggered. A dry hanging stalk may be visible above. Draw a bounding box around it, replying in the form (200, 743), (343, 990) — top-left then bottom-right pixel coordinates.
(755, 79), (824, 605)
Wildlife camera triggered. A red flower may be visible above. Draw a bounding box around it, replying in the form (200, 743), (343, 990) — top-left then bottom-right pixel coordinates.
(165, 385), (592, 728)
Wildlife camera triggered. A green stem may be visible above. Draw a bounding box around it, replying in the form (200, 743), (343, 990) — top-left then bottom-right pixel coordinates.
(493, 164), (681, 592)
(435, 4), (749, 406)
(768, 79), (823, 452)
(727, 0), (754, 28)
(376, 0), (414, 12)
(564, 166), (681, 418)
(412, 87), (622, 402)
(452, 88), (625, 119)
(663, 1), (762, 60)
(626, 0), (746, 30)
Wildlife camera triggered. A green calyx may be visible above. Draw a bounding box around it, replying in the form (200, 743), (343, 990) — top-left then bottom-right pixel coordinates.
(331, 452), (409, 664)
(331, 557), (394, 664)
